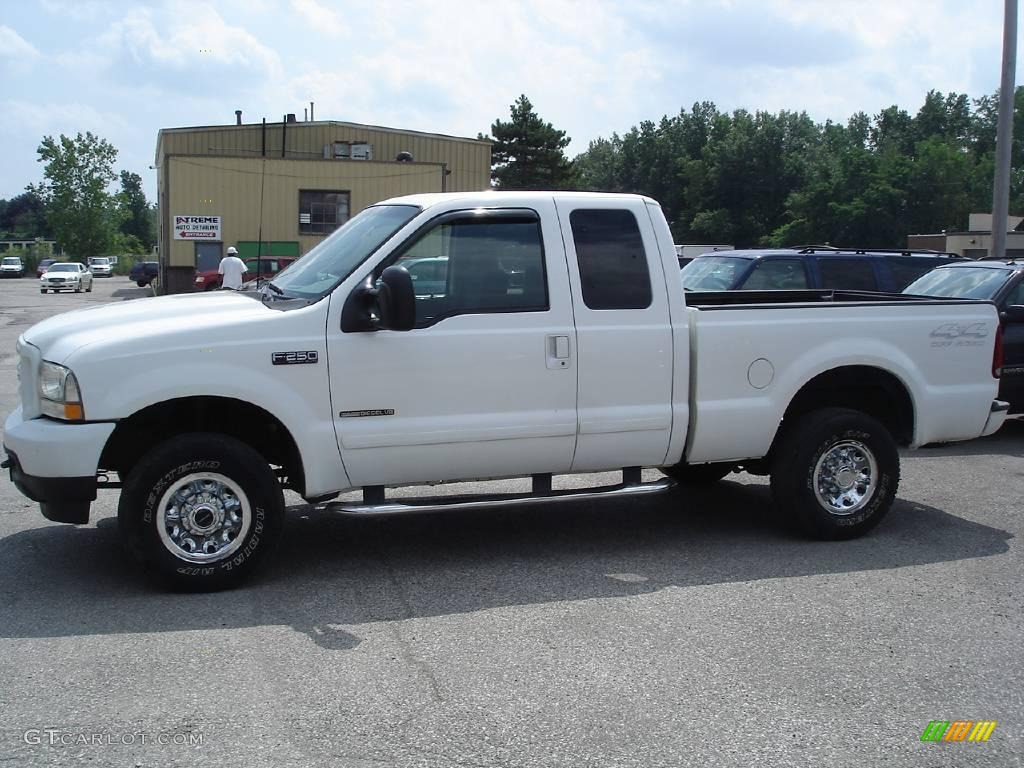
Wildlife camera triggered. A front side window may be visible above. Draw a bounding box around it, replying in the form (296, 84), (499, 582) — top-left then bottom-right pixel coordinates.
(570, 209), (651, 309)
(389, 213), (548, 326)
(299, 190), (351, 235)
(740, 259), (808, 290)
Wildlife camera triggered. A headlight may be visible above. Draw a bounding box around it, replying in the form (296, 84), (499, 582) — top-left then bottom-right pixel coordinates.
(195, 276), (205, 283)
(38, 361), (84, 421)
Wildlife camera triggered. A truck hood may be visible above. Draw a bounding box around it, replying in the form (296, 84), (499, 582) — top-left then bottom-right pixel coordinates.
(22, 292), (273, 364)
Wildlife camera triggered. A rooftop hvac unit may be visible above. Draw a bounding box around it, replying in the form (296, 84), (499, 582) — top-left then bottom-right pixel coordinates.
(333, 142), (351, 159)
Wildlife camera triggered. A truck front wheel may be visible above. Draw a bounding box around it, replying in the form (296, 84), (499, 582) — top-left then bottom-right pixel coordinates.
(118, 433), (284, 590)
(769, 408), (899, 540)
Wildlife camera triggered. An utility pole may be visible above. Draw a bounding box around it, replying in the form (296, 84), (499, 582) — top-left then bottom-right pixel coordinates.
(992, 0), (1018, 259)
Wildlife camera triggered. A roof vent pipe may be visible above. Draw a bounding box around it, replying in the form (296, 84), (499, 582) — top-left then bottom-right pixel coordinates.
(286, 113), (297, 123)
(310, 101), (314, 121)
(235, 109), (242, 125)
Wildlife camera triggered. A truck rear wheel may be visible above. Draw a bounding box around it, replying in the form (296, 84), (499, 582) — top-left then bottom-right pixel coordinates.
(769, 408), (899, 539)
(118, 433), (284, 590)
(660, 463), (733, 485)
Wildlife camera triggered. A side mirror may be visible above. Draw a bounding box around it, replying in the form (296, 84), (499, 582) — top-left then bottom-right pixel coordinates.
(377, 266), (416, 331)
(1001, 305), (1024, 324)
(340, 265), (416, 333)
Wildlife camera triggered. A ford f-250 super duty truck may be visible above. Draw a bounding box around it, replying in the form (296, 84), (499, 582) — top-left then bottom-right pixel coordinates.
(2, 192), (1009, 589)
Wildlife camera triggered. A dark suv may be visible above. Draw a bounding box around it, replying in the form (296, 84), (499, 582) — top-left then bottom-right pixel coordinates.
(130, 261), (159, 287)
(904, 258), (1024, 412)
(681, 247), (964, 293)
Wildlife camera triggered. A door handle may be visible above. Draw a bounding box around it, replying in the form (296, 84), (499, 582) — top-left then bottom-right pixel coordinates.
(547, 335), (571, 369)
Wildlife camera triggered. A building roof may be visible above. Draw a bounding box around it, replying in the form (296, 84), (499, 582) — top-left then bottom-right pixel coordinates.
(158, 119), (490, 147)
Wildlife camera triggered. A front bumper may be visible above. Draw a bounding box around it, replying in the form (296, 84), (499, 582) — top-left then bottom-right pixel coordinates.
(3, 407), (116, 524)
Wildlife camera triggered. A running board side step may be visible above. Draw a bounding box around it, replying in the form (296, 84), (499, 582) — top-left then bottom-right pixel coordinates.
(325, 477), (675, 516)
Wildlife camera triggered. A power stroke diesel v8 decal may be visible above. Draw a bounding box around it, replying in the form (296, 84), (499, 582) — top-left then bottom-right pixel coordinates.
(929, 323), (988, 348)
(271, 351), (318, 365)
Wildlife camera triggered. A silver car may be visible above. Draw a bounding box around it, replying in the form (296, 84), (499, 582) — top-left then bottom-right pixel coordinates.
(88, 257), (113, 277)
(40, 262), (93, 293)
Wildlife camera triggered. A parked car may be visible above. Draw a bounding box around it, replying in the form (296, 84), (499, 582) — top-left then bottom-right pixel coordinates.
(129, 261), (159, 287)
(2, 191), (1006, 590)
(680, 247), (964, 293)
(36, 259), (59, 278)
(87, 257), (113, 277)
(904, 258), (1024, 412)
(39, 262), (93, 293)
(193, 256), (297, 291)
(0, 256), (25, 278)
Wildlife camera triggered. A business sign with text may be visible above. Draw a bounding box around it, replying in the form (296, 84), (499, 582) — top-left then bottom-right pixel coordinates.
(173, 215), (222, 240)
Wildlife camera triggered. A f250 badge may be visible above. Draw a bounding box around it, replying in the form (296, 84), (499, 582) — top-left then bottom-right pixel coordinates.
(272, 351), (318, 365)
(930, 323), (987, 348)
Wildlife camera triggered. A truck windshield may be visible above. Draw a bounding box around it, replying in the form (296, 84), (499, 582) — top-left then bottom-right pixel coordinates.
(903, 267), (1010, 299)
(91, 258), (109, 265)
(269, 204), (420, 299)
(2, 257), (20, 265)
(680, 256), (749, 291)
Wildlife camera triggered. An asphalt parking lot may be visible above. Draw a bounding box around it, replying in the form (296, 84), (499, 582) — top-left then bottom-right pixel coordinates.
(0, 274), (1021, 767)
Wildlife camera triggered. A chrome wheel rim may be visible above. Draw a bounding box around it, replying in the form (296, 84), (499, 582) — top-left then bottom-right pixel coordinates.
(157, 473), (251, 563)
(812, 440), (877, 516)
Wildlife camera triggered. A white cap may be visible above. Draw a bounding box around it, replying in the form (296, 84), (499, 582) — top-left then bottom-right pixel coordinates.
(227, 246), (238, 254)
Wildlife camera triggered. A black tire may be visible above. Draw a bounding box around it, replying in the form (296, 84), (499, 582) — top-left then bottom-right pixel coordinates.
(40, 289), (46, 294)
(770, 407), (899, 540)
(118, 433), (284, 590)
(86, 283), (92, 292)
(74, 285), (82, 293)
(660, 462), (733, 485)
(136, 280), (146, 287)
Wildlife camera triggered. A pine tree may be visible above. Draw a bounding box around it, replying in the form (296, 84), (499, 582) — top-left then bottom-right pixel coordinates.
(484, 95), (576, 189)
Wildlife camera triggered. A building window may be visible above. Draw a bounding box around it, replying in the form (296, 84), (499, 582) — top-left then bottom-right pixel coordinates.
(299, 190), (350, 235)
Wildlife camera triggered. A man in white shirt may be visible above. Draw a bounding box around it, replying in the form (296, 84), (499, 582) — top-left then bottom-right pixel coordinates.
(218, 246), (248, 290)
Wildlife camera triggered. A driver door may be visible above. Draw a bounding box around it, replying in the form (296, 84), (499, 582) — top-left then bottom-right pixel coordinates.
(327, 201), (579, 487)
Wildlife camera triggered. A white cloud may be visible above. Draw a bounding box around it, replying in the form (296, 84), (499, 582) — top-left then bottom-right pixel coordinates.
(289, 0), (347, 37)
(1, 100), (130, 136)
(101, 3), (281, 75)
(0, 25), (40, 60)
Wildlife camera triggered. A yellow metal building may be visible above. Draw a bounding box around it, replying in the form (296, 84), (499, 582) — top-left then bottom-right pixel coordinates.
(155, 116), (492, 293)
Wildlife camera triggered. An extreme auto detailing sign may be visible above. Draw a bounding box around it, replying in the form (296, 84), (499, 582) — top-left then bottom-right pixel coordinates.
(173, 215), (222, 240)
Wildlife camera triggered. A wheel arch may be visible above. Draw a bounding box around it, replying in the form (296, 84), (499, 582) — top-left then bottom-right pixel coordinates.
(776, 365), (916, 448)
(100, 395), (307, 496)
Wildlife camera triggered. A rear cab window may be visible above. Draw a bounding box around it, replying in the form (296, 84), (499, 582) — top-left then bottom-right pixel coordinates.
(569, 209), (652, 309)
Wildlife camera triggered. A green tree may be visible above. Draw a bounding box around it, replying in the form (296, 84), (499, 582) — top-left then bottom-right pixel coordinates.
(0, 191), (47, 239)
(484, 95), (576, 189)
(117, 170), (155, 250)
(30, 131), (122, 260)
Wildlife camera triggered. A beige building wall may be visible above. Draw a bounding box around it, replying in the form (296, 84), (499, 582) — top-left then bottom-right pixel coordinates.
(156, 120), (492, 291)
(157, 120), (491, 194)
(165, 156), (448, 268)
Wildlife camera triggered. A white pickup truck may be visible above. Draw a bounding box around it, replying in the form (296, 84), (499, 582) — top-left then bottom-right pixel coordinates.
(2, 192), (1009, 589)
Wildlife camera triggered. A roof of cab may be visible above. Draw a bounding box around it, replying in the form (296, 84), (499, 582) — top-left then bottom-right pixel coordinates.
(375, 191), (660, 209)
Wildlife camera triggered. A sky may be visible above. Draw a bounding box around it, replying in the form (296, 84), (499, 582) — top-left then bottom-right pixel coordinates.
(0, 0), (1019, 201)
